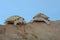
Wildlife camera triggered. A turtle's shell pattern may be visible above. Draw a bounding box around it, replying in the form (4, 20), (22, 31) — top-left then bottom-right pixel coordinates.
(6, 16), (21, 22)
(33, 13), (49, 19)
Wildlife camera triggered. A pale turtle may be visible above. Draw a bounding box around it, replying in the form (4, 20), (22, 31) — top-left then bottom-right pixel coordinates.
(31, 13), (50, 24)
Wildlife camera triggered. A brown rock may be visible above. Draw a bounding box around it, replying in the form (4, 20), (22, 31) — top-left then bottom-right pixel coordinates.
(0, 20), (60, 40)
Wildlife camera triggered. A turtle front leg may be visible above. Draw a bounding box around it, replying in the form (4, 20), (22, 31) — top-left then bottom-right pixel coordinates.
(38, 17), (50, 24)
(14, 20), (18, 25)
(42, 19), (50, 24)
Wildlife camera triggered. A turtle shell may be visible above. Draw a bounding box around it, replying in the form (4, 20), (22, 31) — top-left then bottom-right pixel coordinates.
(5, 16), (21, 22)
(33, 13), (49, 19)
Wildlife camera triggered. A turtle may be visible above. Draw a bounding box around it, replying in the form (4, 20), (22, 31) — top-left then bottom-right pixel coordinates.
(5, 16), (26, 25)
(31, 13), (50, 24)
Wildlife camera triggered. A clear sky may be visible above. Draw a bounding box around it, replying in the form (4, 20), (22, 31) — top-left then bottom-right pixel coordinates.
(0, 0), (60, 24)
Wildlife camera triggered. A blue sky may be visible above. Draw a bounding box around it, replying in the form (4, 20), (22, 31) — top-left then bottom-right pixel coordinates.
(0, 0), (60, 24)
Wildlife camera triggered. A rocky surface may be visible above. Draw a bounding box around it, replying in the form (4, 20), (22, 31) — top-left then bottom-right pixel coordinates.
(0, 20), (60, 40)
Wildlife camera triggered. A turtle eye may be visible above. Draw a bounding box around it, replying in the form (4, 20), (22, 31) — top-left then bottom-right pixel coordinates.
(23, 18), (24, 20)
(33, 17), (35, 19)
